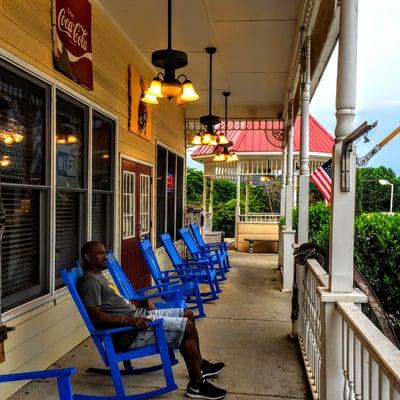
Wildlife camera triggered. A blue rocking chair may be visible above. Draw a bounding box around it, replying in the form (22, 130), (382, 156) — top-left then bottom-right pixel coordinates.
(0, 368), (77, 400)
(61, 264), (178, 399)
(179, 227), (227, 281)
(190, 223), (231, 271)
(138, 238), (206, 318)
(160, 233), (221, 301)
(105, 251), (186, 310)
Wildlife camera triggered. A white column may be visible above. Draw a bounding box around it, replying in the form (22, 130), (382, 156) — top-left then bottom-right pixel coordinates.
(282, 108), (296, 291)
(298, 35), (311, 245)
(329, 0), (358, 292)
(209, 178), (214, 231)
(319, 2), (360, 400)
(285, 121), (294, 230)
(245, 179), (249, 215)
(234, 162), (241, 249)
(293, 172), (298, 208)
(280, 143), (287, 216)
(202, 173), (207, 235)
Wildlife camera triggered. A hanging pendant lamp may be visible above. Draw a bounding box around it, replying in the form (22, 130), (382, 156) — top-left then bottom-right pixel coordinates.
(192, 47), (220, 145)
(141, 0), (199, 104)
(213, 91), (238, 162)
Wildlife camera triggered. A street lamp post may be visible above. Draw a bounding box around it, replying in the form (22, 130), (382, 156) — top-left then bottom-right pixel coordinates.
(378, 179), (394, 214)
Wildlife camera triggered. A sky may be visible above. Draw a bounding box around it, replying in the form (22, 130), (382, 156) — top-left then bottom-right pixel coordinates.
(310, 0), (400, 174)
(188, 0), (400, 173)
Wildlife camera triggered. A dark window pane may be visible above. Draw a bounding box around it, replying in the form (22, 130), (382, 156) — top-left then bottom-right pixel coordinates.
(156, 146), (166, 247)
(167, 152), (176, 239)
(55, 190), (84, 287)
(92, 192), (113, 249)
(92, 113), (114, 191)
(1, 187), (47, 311)
(175, 156), (184, 237)
(0, 63), (48, 185)
(56, 93), (86, 189)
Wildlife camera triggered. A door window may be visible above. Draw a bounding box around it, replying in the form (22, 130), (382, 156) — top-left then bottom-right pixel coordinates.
(140, 174), (150, 235)
(123, 171), (135, 239)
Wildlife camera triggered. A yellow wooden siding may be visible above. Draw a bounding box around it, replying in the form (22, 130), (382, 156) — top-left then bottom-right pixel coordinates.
(0, 1), (186, 397)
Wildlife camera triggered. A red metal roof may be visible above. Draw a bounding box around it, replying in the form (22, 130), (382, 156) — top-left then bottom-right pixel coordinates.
(192, 115), (334, 157)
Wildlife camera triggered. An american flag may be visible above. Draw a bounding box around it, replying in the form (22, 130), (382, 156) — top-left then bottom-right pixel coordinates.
(310, 159), (332, 203)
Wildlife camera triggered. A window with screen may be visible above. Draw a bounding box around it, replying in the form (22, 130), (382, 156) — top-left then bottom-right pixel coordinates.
(0, 61), (50, 311)
(156, 145), (184, 246)
(0, 59), (116, 313)
(91, 112), (114, 248)
(55, 92), (87, 287)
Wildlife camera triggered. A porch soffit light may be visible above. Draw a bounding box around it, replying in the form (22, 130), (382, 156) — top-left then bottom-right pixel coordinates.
(192, 47), (220, 146)
(141, 0), (199, 105)
(213, 91), (237, 162)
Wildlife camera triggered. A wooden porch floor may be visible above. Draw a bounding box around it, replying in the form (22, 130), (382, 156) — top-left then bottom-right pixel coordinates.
(9, 252), (308, 399)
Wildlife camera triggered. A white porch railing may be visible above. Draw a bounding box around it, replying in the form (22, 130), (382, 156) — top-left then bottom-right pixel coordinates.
(238, 213), (280, 223)
(299, 259), (400, 400)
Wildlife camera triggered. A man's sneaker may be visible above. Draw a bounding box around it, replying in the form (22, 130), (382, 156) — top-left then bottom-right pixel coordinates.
(201, 359), (225, 378)
(186, 378), (227, 399)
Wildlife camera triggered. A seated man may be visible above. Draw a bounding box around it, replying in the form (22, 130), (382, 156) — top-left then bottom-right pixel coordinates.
(78, 241), (226, 400)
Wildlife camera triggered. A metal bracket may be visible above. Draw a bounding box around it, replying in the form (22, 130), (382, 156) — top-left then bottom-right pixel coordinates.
(341, 121), (377, 191)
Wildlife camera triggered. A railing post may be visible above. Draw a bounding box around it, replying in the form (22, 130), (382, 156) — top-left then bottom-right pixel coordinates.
(319, 291), (367, 400)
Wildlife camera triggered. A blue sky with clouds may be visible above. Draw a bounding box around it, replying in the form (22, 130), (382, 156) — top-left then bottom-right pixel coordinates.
(311, 0), (400, 174)
(189, 1), (400, 173)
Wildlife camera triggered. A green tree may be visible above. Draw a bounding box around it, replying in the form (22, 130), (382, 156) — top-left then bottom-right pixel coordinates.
(186, 168), (204, 206)
(356, 166), (400, 214)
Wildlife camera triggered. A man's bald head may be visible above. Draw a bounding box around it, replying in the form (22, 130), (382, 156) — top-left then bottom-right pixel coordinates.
(81, 241), (105, 270)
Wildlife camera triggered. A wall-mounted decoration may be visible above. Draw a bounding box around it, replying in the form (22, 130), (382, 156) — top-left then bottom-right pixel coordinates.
(52, 0), (93, 90)
(128, 65), (152, 141)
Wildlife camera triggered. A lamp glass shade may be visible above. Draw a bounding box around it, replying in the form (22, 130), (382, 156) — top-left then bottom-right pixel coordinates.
(13, 133), (24, 143)
(218, 134), (229, 145)
(161, 82), (183, 99)
(67, 134), (79, 144)
(0, 155), (10, 167)
(202, 133), (212, 144)
(141, 92), (159, 105)
(191, 133), (202, 145)
(231, 153), (239, 161)
(209, 137), (218, 146)
(3, 134), (14, 146)
(147, 78), (163, 98)
(379, 179), (389, 185)
(180, 81), (199, 102)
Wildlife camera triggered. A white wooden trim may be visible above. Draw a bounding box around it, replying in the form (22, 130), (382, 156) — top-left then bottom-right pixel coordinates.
(156, 140), (185, 158)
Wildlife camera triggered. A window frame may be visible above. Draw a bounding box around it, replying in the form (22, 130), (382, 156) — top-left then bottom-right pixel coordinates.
(0, 59), (52, 311)
(0, 48), (118, 322)
(155, 143), (185, 247)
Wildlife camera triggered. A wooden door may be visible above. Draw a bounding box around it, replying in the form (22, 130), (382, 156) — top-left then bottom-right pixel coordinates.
(121, 159), (152, 289)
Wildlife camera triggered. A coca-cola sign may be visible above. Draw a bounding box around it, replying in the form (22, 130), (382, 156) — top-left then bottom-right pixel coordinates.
(52, 0), (93, 90)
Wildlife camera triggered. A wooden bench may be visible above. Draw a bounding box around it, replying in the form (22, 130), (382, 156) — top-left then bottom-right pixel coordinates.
(244, 238), (279, 253)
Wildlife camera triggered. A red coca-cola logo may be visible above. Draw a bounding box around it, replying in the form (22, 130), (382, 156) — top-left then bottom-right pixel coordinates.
(53, 0), (93, 90)
(57, 7), (88, 53)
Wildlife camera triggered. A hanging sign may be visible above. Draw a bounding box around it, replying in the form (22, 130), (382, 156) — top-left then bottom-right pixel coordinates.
(128, 64), (152, 140)
(52, 0), (93, 90)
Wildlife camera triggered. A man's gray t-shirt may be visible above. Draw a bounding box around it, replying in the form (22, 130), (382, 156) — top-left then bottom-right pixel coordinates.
(77, 271), (146, 318)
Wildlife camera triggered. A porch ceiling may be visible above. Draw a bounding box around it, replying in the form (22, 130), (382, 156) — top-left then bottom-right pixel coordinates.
(96, 0), (304, 119)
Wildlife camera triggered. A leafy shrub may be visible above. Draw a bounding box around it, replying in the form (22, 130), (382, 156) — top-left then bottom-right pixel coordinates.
(212, 199), (245, 237)
(354, 213), (400, 337)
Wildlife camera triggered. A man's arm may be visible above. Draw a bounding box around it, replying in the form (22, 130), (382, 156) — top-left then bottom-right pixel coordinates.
(87, 306), (149, 329)
(130, 299), (156, 310)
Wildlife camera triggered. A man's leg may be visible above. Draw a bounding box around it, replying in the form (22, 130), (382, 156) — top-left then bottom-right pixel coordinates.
(180, 319), (202, 384)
